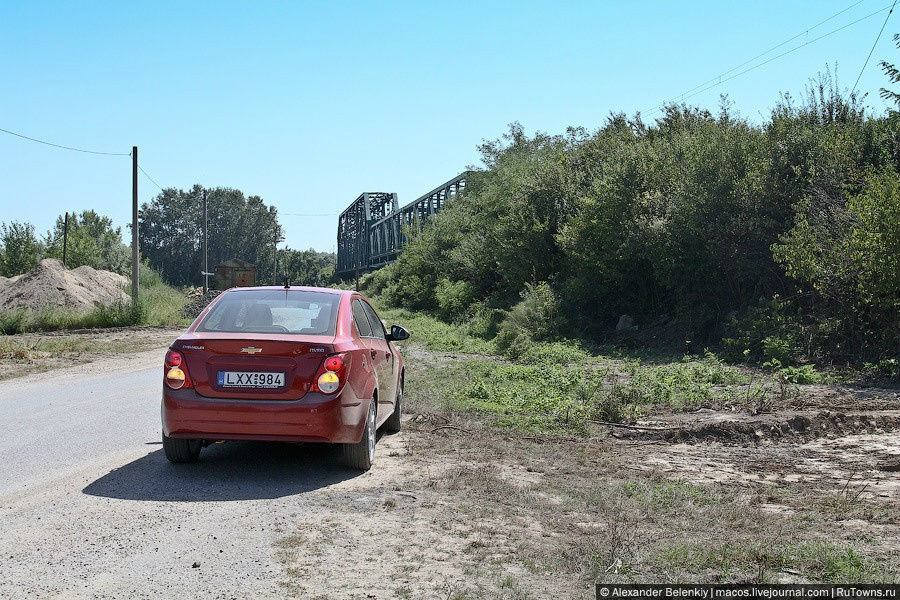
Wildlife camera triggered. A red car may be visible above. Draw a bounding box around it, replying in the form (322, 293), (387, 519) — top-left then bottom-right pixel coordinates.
(161, 286), (408, 470)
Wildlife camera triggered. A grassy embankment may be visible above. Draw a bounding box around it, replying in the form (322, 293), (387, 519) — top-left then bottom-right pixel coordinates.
(379, 306), (781, 433)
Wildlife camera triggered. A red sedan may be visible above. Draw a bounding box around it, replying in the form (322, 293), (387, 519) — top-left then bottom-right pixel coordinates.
(161, 286), (408, 470)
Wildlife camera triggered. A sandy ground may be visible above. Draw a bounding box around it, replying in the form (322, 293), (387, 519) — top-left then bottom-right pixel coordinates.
(0, 338), (897, 598)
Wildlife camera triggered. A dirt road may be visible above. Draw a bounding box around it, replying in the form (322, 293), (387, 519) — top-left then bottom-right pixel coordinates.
(0, 345), (581, 599)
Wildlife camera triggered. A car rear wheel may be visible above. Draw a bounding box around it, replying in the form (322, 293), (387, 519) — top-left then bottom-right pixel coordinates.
(383, 378), (403, 434)
(163, 434), (202, 463)
(343, 400), (375, 470)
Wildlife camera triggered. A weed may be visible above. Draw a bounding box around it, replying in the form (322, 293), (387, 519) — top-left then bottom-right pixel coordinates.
(776, 364), (829, 384)
(0, 310), (26, 335)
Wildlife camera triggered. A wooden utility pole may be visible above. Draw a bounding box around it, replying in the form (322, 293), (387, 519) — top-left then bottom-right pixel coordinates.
(203, 190), (209, 293)
(131, 146), (139, 305)
(62, 212), (69, 267)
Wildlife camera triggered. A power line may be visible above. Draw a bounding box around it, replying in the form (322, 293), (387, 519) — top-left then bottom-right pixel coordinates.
(647, 3), (893, 115)
(137, 164), (164, 191)
(851, 0), (898, 93)
(670, 0), (869, 104)
(280, 212), (339, 217)
(0, 126), (130, 156)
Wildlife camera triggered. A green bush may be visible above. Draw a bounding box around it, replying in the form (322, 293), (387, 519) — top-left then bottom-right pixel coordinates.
(761, 335), (799, 365)
(777, 364), (827, 384)
(494, 282), (562, 359)
(434, 278), (475, 322)
(463, 302), (506, 339)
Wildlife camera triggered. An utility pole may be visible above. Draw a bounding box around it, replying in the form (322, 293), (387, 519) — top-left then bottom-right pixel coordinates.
(203, 190), (209, 293)
(62, 212), (69, 268)
(131, 146), (139, 305)
(273, 228), (278, 285)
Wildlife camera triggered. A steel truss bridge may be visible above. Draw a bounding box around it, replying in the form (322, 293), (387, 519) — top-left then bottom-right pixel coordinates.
(336, 172), (469, 279)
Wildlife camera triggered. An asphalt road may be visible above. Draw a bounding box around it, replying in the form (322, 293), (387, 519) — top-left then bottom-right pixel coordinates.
(0, 347), (409, 599)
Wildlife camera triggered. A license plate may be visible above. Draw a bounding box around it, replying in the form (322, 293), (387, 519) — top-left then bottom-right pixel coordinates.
(217, 371), (285, 389)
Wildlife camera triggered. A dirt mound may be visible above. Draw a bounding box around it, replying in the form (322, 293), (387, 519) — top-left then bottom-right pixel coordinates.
(0, 275), (20, 295)
(664, 411), (899, 444)
(609, 410), (900, 445)
(0, 259), (130, 312)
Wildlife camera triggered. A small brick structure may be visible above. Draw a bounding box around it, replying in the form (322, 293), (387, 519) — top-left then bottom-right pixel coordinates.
(214, 259), (257, 290)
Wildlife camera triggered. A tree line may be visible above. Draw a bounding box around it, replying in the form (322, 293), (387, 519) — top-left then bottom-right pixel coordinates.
(0, 188), (336, 289)
(364, 72), (899, 366)
(0, 211), (128, 277)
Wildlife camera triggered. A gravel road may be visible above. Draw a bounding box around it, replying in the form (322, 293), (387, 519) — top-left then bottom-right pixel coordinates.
(0, 347), (414, 599)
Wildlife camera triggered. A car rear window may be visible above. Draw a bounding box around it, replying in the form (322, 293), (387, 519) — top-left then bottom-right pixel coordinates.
(197, 290), (340, 336)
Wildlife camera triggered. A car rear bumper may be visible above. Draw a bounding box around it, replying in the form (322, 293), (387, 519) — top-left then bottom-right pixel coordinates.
(161, 386), (368, 444)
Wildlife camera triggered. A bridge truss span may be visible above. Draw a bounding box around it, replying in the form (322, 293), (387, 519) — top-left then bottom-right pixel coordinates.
(336, 172), (470, 279)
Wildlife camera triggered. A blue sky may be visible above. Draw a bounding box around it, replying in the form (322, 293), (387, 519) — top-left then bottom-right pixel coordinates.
(1, 0), (897, 252)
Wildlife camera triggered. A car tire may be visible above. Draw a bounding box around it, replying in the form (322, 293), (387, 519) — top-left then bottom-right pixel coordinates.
(343, 400), (375, 471)
(163, 434), (202, 463)
(383, 378), (403, 434)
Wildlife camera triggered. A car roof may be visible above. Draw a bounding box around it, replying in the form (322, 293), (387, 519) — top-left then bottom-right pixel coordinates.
(223, 286), (350, 296)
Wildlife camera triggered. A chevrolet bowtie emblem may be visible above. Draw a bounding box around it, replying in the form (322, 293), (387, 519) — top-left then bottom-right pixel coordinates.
(241, 346), (263, 354)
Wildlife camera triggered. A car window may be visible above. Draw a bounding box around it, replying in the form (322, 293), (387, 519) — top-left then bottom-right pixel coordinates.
(351, 299), (373, 337)
(197, 290), (339, 335)
(361, 301), (386, 338)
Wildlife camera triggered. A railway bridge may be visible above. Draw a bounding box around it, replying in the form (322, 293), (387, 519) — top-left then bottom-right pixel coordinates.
(336, 172), (470, 280)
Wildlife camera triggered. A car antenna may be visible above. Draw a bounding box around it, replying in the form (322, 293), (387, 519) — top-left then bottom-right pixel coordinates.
(283, 278), (291, 290)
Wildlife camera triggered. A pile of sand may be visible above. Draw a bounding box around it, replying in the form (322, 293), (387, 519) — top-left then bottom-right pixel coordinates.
(0, 259), (130, 312)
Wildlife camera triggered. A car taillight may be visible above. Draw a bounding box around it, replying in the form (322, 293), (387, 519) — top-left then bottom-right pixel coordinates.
(165, 349), (193, 390)
(311, 352), (347, 394)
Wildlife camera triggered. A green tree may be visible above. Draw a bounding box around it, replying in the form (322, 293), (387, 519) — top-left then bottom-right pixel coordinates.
(879, 34), (900, 108)
(0, 221), (42, 277)
(773, 167), (900, 358)
(279, 248), (335, 286)
(43, 210), (129, 273)
(139, 185), (282, 287)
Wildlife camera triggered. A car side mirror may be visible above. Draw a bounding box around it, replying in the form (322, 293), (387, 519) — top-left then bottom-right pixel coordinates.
(386, 324), (410, 341)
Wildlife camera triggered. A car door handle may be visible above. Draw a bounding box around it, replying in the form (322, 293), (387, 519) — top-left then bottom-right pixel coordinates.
(370, 350), (377, 360)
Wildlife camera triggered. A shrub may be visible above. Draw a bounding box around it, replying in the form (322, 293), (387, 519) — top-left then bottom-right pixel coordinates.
(777, 364), (827, 384)
(494, 282), (562, 359)
(434, 278), (475, 322)
(464, 302), (506, 339)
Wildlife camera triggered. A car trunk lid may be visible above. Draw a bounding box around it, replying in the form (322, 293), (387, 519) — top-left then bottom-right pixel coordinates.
(174, 334), (333, 400)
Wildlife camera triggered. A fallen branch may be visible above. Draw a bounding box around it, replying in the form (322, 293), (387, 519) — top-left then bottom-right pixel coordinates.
(589, 419), (681, 432)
